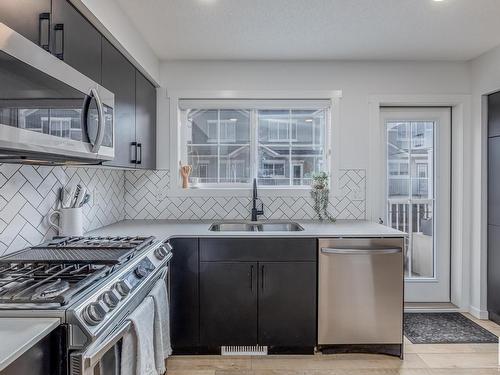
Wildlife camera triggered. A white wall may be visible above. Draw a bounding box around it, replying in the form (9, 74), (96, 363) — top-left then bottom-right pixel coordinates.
(158, 59), (479, 311)
(159, 60), (470, 170)
(469, 45), (500, 318)
(71, 0), (160, 84)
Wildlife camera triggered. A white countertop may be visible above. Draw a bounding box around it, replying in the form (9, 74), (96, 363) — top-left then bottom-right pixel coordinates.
(0, 317), (60, 371)
(87, 219), (405, 241)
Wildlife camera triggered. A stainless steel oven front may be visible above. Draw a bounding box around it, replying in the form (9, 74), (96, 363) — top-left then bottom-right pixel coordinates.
(70, 261), (170, 375)
(0, 22), (114, 164)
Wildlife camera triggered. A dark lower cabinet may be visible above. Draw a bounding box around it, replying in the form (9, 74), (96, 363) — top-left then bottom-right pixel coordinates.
(200, 262), (258, 346)
(51, 0), (102, 83)
(488, 225), (500, 323)
(172, 237), (317, 352)
(0, 0), (51, 49)
(170, 238), (200, 350)
(258, 262), (316, 347)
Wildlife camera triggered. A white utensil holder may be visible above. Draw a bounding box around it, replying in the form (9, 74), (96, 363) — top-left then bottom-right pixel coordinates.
(49, 207), (84, 236)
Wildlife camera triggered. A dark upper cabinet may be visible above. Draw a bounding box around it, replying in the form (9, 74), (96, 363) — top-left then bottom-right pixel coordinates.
(50, 0), (102, 83)
(169, 238), (200, 350)
(258, 262), (317, 347)
(102, 39), (136, 168)
(0, 0), (51, 49)
(489, 92), (500, 138)
(488, 136), (500, 226)
(200, 262), (258, 346)
(135, 71), (157, 169)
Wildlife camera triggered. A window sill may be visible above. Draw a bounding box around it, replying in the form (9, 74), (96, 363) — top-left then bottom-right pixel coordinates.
(167, 187), (314, 197)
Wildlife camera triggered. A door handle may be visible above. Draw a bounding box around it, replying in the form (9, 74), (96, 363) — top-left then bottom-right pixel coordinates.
(130, 142), (138, 164)
(90, 88), (105, 153)
(38, 13), (50, 51)
(137, 143), (142, 165)
(250, 265), (254, 292)
(261, 265), (265, 292)
(321, 247), (402, 255)
(54, 23), (64, 59)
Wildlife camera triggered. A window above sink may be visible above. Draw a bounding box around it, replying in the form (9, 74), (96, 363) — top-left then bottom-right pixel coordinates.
(170, 94), (341, 192)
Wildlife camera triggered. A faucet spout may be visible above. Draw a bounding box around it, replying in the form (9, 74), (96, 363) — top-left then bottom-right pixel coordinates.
(251, 178), (264, 221)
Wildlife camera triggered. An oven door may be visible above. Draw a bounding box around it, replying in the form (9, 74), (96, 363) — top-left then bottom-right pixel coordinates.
(0, 23), (114, 164)
(70, 267), (169, 375)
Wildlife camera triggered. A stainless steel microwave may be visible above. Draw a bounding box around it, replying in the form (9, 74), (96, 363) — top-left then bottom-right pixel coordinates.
(0, 23), (114, 165)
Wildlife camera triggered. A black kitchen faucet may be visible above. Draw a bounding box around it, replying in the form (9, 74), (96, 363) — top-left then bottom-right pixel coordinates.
(251, 178), (264, 221)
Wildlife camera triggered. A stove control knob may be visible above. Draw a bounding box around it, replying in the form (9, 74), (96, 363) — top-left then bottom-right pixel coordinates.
(82, 302), (106, 326)
(114, 280), (131, 297)
(134, 265), (148, 279)
(101, 290), (119, 309)
(154, 246), (168, 260)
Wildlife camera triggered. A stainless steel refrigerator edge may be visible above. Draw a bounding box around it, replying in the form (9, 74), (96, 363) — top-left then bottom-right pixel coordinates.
(318, 238), (404, 348)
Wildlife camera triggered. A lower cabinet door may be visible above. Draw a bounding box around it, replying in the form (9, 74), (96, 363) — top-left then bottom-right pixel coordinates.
(170, 238), (200, 349)
(258, 262), (317, 347)
(200, 262), (258, 346)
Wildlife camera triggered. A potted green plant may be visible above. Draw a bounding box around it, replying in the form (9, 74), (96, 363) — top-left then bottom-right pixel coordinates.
(310, 172), (336, 222)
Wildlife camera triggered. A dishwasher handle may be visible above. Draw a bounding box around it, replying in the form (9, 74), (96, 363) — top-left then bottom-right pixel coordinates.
(321, 247), (402, 255)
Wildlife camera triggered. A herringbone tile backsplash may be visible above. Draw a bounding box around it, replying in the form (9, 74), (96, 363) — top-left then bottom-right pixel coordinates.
(0, 164), (366, 255)
(124, 169), (366, 221)
(0, 164), (125, 255)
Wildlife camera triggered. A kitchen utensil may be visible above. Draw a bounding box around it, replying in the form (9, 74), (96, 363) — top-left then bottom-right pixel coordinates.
(62, 185), (75, 208)
(71, 184), (81, 208)
(74, 187), (86, 208)
(79, 193), (91, 207)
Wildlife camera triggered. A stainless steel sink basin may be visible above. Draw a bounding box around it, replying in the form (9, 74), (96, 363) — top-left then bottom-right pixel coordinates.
(208, 222), (258, 232)
(209, 221), (304, 232)
(258, 222), (304, 231)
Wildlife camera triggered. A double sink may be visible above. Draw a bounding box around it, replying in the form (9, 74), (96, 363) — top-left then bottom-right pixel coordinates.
(209, 221), (304, 232)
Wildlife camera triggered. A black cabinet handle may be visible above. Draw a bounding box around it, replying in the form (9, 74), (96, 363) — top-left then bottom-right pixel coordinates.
(54, 23), (64, 59)
(261, 265), (265, 291)
(250, 265), (254, 292)
(137, 143), (142, 165)
(38, 13), (50, 51)
(130, 142), (137, 164)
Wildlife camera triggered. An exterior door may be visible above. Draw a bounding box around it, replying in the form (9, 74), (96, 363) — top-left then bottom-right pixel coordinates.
(380, 107), (451, 302)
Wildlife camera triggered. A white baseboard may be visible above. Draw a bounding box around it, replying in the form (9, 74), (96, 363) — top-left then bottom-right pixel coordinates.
(469, 305), (489, 319)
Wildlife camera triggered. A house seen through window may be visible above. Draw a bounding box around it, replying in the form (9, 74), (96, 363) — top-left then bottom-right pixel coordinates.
(181, 100), (330, 187)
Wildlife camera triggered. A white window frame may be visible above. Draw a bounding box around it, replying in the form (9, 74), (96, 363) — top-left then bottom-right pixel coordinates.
(166, 90), (342, 197)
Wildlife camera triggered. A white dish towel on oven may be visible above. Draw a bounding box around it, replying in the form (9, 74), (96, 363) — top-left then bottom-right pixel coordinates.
(149, 279), (172, 374)
(120, 297), (158, 375)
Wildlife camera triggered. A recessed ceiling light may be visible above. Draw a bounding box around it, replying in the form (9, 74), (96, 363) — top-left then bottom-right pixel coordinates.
(229, 118), (238, 122)
(305, 119), (314, 123)
(433, 0), (445, 2)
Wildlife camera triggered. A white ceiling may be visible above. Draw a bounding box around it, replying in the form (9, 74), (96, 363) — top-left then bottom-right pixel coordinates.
(116, 0), (500, 61)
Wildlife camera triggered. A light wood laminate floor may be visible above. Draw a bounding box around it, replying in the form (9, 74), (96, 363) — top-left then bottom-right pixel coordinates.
(166, 314), (500, 375)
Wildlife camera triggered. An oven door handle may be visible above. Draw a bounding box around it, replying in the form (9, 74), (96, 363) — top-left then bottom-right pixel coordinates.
(83, 319), (132, 369)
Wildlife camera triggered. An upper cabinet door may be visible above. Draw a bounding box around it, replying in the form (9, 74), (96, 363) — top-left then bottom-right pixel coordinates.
(102, 39), (136, 168)
(50, 0), (101, 83)
(135, 71), (157, 169)
(0, 0), (52, 49)
(489, 91), (500, 138)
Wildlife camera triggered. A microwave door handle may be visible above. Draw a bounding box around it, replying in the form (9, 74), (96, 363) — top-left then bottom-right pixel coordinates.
(90, 88), (105, 153)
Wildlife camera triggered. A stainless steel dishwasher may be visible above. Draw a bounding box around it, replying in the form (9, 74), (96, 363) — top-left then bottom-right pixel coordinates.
(318, 237), (404, 357)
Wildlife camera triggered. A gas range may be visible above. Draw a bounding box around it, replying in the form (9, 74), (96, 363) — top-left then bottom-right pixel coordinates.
(0, 236), (173, 349)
